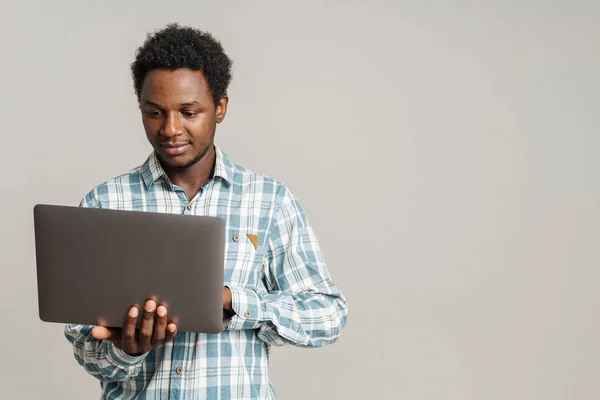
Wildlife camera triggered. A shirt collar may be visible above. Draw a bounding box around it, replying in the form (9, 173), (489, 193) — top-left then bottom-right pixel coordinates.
(140, 145), (233, 189)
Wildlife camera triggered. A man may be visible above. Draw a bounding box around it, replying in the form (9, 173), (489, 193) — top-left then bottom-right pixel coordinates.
(64, 23), (348, 399)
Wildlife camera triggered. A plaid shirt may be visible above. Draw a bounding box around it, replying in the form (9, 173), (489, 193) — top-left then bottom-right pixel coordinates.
(64, 146), (348, 399)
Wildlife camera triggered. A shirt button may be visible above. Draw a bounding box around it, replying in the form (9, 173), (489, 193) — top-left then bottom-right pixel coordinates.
(176, 367), (183, 374)
(233, 234), (239, 242)
(186, 204), (192, 211)
(244, 311), (251, 318)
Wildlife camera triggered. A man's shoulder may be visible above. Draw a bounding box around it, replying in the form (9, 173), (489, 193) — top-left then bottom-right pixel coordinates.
(79, 166), (144, 207)
(228, 161), (294, 201)
(230, 161), (282, 186)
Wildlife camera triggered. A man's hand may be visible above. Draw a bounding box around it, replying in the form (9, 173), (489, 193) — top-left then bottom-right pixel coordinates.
(91, 300), (177, 355)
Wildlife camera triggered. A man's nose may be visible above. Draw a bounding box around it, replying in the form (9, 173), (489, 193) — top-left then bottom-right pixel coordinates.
(161, 113), (183, 137)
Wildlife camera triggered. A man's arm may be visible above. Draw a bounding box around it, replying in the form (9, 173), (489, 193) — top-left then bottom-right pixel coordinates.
(64, 194), (176, 382)
(62, 194), (144, 382)
(224, 186), (348, 347)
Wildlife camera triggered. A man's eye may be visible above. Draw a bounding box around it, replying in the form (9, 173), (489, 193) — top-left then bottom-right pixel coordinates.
(182, 111), (198, 117)
(146, 110), (162, 117)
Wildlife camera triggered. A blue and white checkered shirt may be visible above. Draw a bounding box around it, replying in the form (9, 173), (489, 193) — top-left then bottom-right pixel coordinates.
(64, 146), (348, 399)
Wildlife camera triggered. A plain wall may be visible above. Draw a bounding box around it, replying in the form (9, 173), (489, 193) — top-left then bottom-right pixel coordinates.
(1, 0), (599, 399)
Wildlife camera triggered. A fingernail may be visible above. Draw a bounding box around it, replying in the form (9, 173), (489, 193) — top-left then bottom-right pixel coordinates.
(168, 325), (175, 333)
(145, 301), (156, 312)
(157, 306), (166, 317)
(130, 307), (139, 318)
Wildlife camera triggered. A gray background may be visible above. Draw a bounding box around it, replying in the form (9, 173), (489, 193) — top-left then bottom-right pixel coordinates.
(1, 0), (599, 399)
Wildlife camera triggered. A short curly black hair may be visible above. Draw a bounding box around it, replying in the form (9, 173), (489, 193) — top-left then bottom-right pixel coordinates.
(131, 23), (233, 105)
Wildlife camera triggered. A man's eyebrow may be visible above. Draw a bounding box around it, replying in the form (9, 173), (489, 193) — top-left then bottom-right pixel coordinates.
(144, 100), (162, 108)
(180, 101), (201, 106)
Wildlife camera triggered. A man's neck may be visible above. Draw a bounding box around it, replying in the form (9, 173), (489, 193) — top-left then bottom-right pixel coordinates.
(164, 146), (216, 201)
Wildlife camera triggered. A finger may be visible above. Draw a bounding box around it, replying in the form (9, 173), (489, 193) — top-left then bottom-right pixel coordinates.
(91, 326), (120, 341)
(122, 306), (140, 352)
(139, 300), (156, 350)
(165, 323), (177, 341)
(152, 305), (168, 344)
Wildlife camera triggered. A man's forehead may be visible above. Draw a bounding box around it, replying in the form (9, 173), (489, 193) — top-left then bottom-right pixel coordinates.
(141, 69), (211, 100)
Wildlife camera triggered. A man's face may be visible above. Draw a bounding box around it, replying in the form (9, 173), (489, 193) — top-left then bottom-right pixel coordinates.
(139, 68), (227, 170)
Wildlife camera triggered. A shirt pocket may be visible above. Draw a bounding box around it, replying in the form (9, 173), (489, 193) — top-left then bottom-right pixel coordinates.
(224, 231), (262, 287)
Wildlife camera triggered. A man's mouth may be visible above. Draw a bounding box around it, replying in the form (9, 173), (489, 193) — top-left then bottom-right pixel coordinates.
(161, 142), (191, 155)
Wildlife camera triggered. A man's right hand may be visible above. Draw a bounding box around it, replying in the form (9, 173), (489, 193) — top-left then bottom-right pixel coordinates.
(91, 300), (177, 355)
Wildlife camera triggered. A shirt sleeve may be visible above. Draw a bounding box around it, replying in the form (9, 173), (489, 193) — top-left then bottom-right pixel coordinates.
(224, 186), (348, 347)
(62, 194), (148, 382)
(64, 324), (149, 382)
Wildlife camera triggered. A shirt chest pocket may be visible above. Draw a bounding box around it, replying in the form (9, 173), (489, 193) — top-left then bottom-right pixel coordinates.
(224, 232), (264, 287)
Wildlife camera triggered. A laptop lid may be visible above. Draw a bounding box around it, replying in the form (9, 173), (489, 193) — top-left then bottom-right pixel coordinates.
(33, 204), (226, 334)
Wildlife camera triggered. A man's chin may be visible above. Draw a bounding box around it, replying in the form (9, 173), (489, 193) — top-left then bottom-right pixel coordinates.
(157, 149), (206, 170)
(158, 155), (195, 169)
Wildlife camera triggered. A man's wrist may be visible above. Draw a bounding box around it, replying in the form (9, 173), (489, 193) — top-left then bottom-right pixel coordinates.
(106, 342), (149, 367)
(125, 351), (146, 357)
(223, 286), (233, 311)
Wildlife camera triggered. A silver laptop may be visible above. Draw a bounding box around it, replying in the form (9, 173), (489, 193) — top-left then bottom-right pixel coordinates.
(33, 204), (226, 334)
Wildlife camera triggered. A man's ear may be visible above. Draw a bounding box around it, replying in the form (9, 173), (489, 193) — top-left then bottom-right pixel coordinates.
(216, 94), (229, 124)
